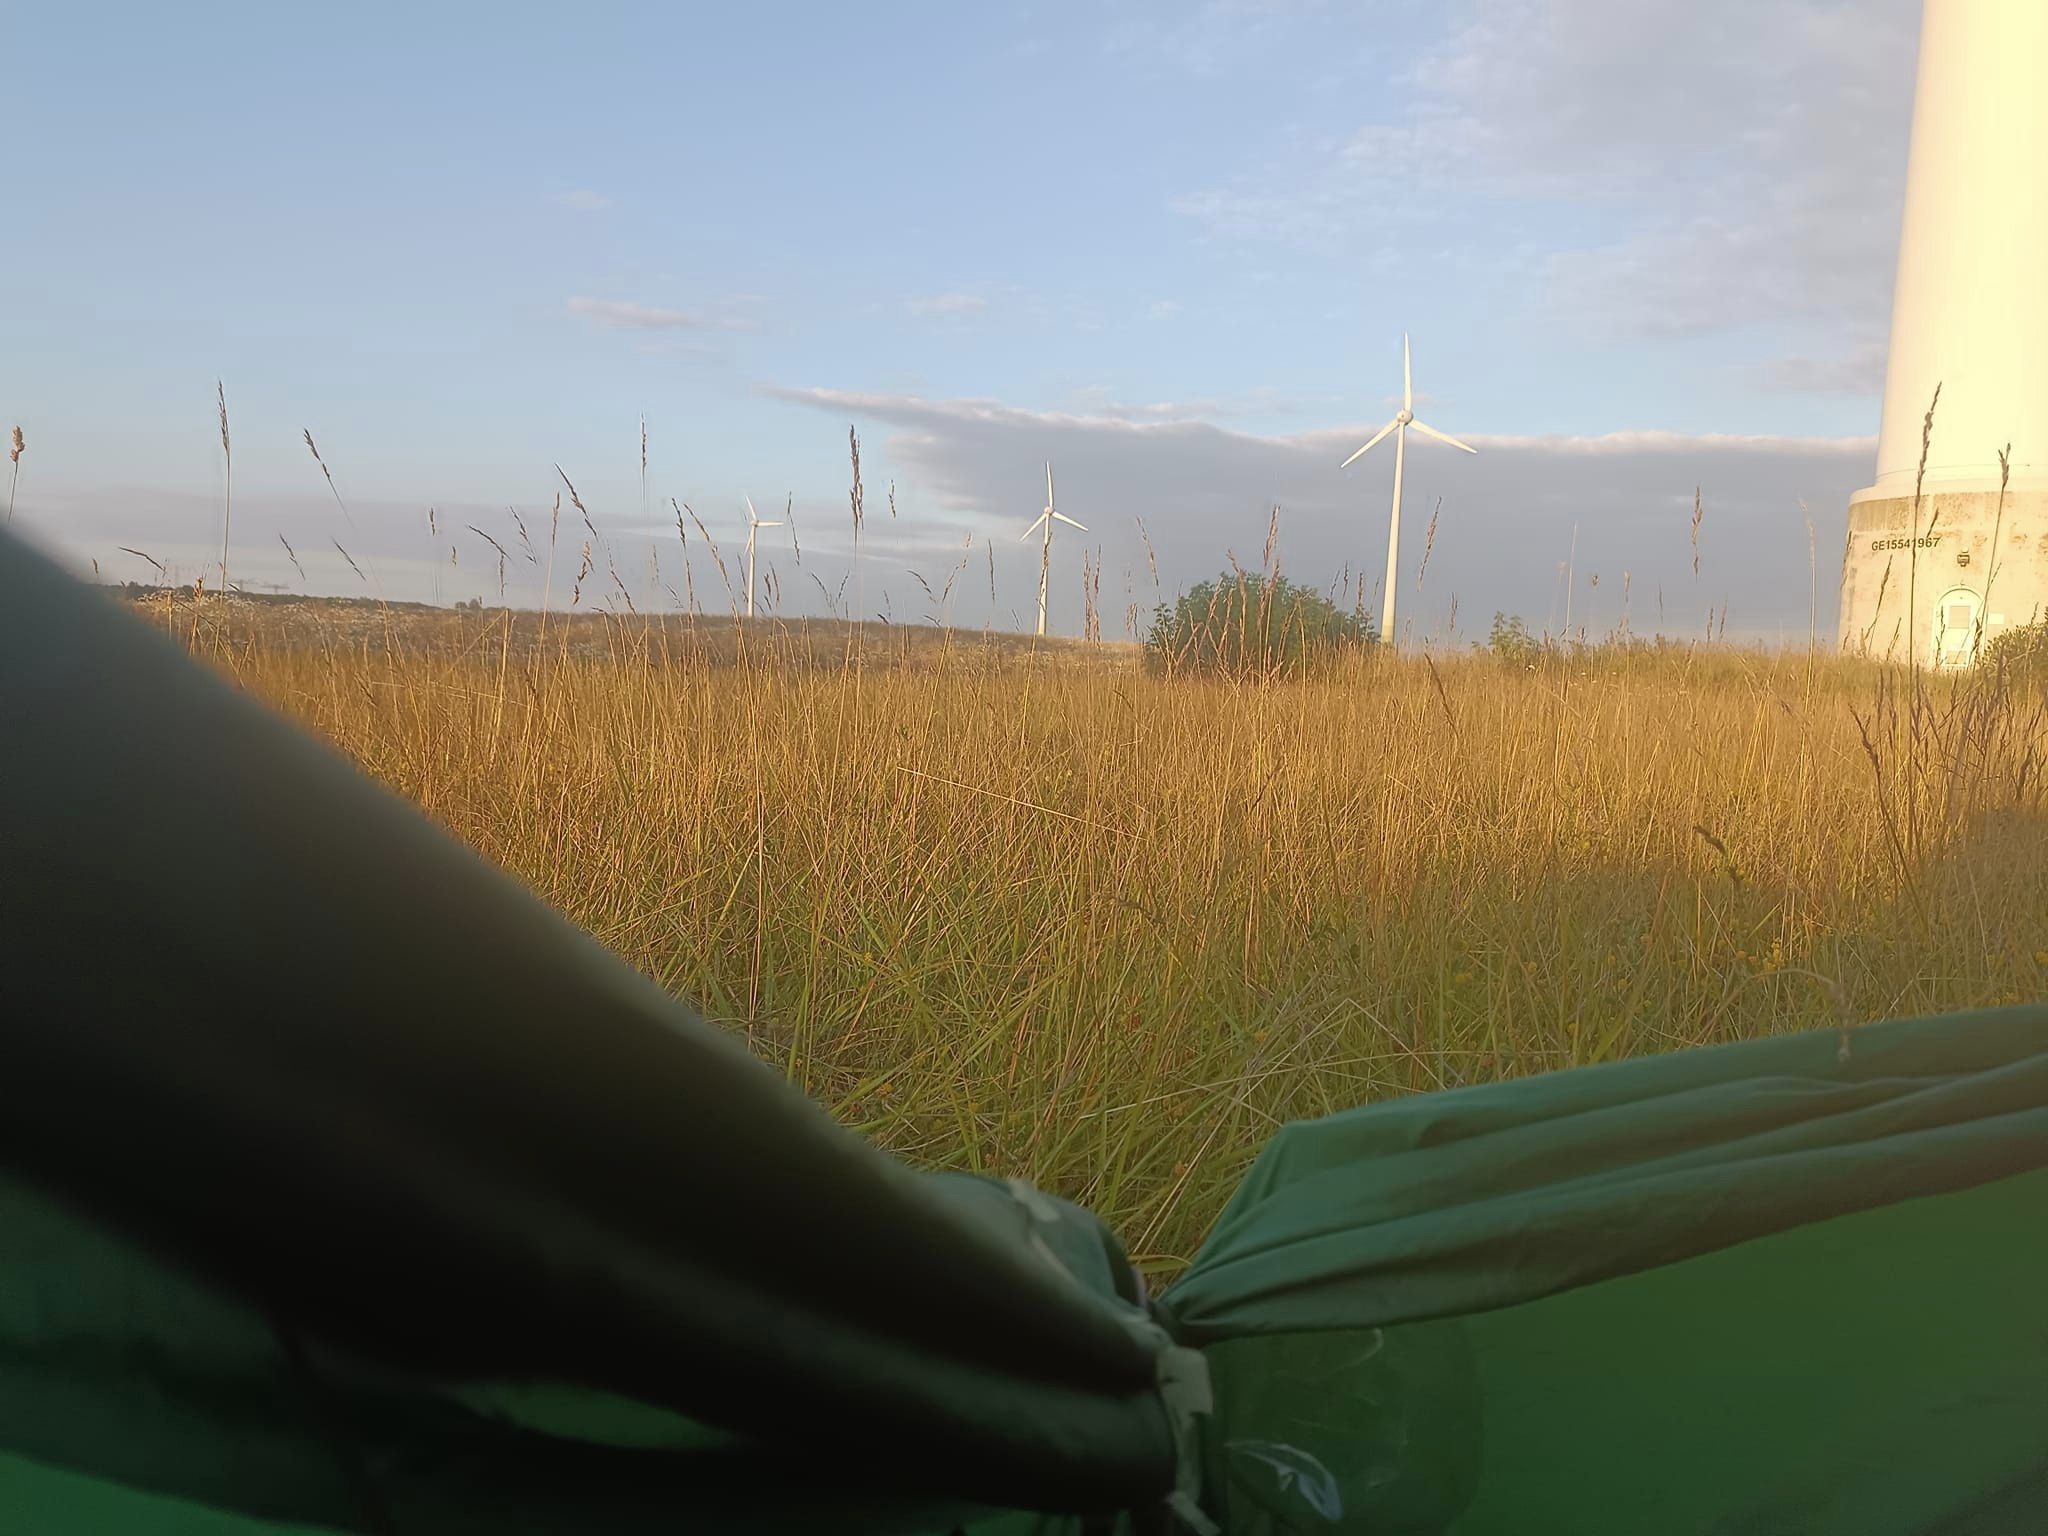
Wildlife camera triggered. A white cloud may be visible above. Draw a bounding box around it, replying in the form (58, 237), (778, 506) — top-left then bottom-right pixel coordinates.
(1759, 340), (1891, 398)
(907, 292), (991, 319)
(1149, 299), (1183, 319)
(771, 384), (1873, 642)
(19, 381), (1876, 641)
(554, 189), (612, 212)
(565, 295), (760, 338)
(17, 484), (554, 609)
(568, 296), (700, 331)
(1063, 382), (1328, 424)
(1176, 0), (1920, 372)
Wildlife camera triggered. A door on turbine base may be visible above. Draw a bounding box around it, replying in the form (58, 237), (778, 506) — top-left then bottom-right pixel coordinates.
(1932, 587), (1983, 669)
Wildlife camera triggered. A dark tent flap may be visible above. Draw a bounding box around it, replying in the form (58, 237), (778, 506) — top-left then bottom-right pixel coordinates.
(0, 1167), (1151, 1534)
(0, 524), (1179, 1519)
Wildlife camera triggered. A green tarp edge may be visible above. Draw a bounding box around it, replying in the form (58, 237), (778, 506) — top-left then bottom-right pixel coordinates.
(1162, 1004), (2048, 1340)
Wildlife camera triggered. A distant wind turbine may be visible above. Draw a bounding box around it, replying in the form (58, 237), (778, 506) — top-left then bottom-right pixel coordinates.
(1340, 334), (1477, 647)
(743, 495), (784, 619)
(1021, 462), (1085, 637)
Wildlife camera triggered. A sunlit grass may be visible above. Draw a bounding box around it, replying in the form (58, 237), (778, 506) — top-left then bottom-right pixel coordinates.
(164, 596), (2048, 1279)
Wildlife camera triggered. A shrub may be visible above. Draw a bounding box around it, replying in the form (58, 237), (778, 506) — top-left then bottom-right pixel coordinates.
(1146, 572), (1374, 676)
(1983, 615), (2048, 682)
(1485, 612), (1543, 664)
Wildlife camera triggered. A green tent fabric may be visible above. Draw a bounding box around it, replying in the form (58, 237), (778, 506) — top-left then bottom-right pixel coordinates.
(0, 1164), (1158, 1535)
(3, 525), (2047, 1534)
(1177, 1013), (2048, 1532)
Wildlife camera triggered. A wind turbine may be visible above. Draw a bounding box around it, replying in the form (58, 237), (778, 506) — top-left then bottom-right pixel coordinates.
(743, 495), (783, 619)
(1340, 334), (1477, 647)
(1021, 461), (1085, 637)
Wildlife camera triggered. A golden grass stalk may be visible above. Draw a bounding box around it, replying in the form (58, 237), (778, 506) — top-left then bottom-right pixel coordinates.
(5, 425), (22, 526)
(303, 429), (358, 534)
(216, 383), (232, 593)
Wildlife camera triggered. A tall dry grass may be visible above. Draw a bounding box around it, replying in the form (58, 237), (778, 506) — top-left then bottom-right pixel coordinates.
(160, 597), (2048, 1277)
(5, 427), (23, 527)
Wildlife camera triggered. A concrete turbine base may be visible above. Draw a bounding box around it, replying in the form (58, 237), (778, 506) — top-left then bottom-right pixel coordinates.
(1839, 487), (2048, 667)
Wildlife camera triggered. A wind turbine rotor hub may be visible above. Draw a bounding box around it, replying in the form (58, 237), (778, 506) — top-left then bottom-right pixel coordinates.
(1397, 409), (1414, 425)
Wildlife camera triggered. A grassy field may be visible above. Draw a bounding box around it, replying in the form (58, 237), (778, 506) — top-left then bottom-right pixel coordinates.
(156, 594), (2048, 1279)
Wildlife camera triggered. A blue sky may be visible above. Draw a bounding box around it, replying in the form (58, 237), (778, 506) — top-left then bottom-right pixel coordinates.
(6, 1), (1922, 638)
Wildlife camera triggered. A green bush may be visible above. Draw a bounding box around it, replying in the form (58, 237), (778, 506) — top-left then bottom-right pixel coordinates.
(1485, 612), (1543, 664)
(1983, 615), (2048, 681)
(1146, 572), (1374, 676)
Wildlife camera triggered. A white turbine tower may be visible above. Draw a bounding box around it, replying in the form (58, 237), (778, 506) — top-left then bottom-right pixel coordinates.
(743, 495), (783, 620)
(1839, 0), (2048, 668)
(1340, 334), (1476, 647)
(1021, 461), (1085, 637)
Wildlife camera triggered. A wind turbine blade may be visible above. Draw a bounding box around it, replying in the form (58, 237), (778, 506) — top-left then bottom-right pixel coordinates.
(745, 494), (759, 524)
(1403, 333), (1412, 410)
(1045, 461), (1055, 509)
(1021, 511), (1050, 540)
(1410, 420), (1478, 454)
(759, 520), (785, 528)
(1340, 419), (1400, 468)
(1053, 513), (1086, 530)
